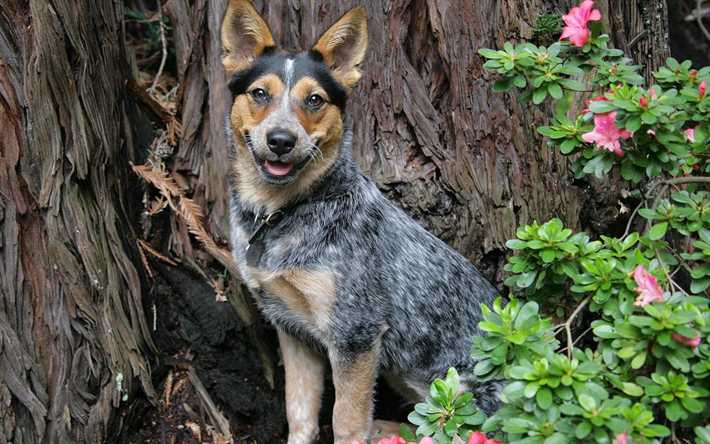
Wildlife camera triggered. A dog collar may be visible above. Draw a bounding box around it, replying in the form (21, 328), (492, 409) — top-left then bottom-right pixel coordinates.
(245, 209), (286, 266)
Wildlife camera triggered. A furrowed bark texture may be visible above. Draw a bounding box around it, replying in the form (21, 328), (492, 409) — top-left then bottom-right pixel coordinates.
(0, 1), (156, 443)
(0, 0), (670, 442)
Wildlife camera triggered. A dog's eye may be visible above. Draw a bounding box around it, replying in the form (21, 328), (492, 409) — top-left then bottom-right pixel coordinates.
(306, 94), (325, 108)
(251, 88), (269, 102)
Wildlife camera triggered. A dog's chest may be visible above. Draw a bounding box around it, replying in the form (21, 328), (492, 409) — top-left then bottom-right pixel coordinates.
(231, 216), (337, 336)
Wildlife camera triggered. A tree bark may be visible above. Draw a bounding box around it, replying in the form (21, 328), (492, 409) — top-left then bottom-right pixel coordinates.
(0, 0), (670, 442)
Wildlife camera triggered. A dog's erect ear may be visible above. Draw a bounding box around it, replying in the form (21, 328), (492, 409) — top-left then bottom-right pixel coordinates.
(312, 8), (368, 89)
(221, 0), (276, 76)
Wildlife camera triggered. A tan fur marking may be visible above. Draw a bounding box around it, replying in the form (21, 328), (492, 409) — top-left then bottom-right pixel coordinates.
(312, 7), (368, 89)
(251, 268), (337, 331)
(221, 0), (276, 75)
(279, 330), (326, 444)
(330, 345), (381, 444)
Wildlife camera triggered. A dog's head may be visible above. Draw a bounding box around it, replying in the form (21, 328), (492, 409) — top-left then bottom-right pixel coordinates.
(221, 0), (367, 200)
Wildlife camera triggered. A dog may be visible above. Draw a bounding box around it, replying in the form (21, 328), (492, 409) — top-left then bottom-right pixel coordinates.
(220, 1), (503, 442)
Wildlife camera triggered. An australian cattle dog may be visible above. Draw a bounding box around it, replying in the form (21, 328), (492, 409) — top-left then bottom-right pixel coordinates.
(221, 1), (503, 442)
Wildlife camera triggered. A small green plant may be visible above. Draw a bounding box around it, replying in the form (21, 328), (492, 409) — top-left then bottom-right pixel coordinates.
(406, 368), (487, 444)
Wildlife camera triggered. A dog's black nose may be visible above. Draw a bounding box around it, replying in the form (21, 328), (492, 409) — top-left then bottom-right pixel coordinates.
(266, 130), (297, 156)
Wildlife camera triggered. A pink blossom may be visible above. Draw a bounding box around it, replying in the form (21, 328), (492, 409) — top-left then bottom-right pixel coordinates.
(632, 265), (664, 307)
(650, 88), (657, 99)
(700, 80), (707, 98)
(468, 431), (502, 444)
(614, 431), (629, 444)
(647, 129), (656, 136)
(580, 94), (609, 114)
(639, 96), (648, 108)
(684, 127), (696, 143)
(354, 436), (430, 444)
(581, 111), (633, 156)
(560, 1), (602, 47)
(672, 331), (701, 348)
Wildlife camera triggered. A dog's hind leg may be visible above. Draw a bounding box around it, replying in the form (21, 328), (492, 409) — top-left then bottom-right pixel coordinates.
(330, 344), (381, 444)
(278, 330), (327, 444)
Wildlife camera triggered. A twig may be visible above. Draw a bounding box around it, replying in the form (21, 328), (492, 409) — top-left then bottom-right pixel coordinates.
(561, 295), (592, 360)
(125, 76), (174, 123)
(187, 368), (233, 440)
(148, 0), (168, 95)
(623, 177), (710, 238)
(697, 0), (710, 44)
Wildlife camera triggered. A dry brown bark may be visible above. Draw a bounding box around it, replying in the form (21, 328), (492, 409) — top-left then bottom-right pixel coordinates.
(0, 0), (670, 442)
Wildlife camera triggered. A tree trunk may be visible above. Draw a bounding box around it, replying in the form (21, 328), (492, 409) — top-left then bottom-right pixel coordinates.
(0, 0), (670, 443)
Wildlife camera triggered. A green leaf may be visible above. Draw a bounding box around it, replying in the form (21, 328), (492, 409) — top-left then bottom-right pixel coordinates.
(555, 93), (573, 117)
(649, 222), (668, 240)
(533, 86), (548, 105)
(548, 82), (563, 100)
(493, 76), (516, 92)
(691, 276), (710, 294)
(478, 48), (504, 59)
(445, 367), (460, 400)
(537, 387), (553, 409)
(558, 78), (586, 91)
(399, 423), (416, 442)
(575, 420), (592, 440)
(589, 101), (616, 113)
(540, 249), (556, 263)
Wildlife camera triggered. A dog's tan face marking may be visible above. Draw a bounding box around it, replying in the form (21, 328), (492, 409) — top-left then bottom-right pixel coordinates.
(229, 74), (284, 136)
(291, 76), (344, 149)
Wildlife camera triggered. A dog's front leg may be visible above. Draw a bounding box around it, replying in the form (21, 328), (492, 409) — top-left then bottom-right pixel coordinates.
(278, 329), (326, 444)
(329, 342), (381, 444)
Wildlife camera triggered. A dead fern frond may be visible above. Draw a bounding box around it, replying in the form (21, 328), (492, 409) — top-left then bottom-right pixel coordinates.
(137, 239), (177, 265)
(136, 240), (154, 278)
(130, 162), (182, 198)
(147, 196), (169, 216)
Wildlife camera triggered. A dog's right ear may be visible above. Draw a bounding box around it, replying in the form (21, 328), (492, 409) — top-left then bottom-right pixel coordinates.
(221, 0), (276, 77)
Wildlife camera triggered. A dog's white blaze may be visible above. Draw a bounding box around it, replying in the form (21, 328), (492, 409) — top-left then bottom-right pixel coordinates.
(284, 58), (295, 87)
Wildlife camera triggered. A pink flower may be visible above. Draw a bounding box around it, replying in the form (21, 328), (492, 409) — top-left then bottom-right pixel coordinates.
(672, 331), (701, 348)
(632, 265), (664, 306)
(373, 438), (406, 444)
(647, 129), (656, 136)
(560, 1), (602, 47)
(468, 431), (502, 444)
(650, 88), (657, 99)
(700, 80), (707, 98)
(684, 127), (696, 143)
(358, 437), (429, 444)
(639, 96), (648, 108)
(581, 111), (633, 156)
(614, 431), (629, 444)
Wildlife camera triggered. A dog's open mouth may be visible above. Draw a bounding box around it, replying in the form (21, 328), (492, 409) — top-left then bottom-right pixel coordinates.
(244, 131), (316, 185)
(263, 160), (293, 177)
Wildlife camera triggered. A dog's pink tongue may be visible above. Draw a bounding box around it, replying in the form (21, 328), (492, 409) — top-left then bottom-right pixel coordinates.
(265, 160), (293, 176)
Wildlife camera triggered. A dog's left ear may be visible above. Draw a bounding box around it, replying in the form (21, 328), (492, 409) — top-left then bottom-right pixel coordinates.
(312, 7), (368, 89)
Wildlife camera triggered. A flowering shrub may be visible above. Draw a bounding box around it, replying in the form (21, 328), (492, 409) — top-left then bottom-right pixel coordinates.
(398, 1), (710, 443)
